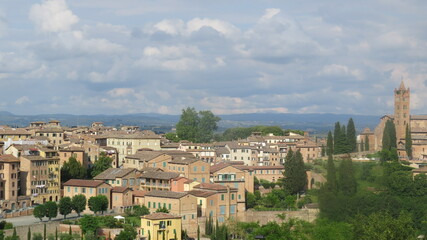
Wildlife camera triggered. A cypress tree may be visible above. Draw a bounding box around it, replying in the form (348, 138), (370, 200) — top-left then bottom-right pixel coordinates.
(27, 227), (31, 240)
(326, 154), (337, 193)
(44, 224), (46, 240)
(390, 120), (397, 149)
(55, 227), (58, 240)
(337, 157), (357, 195)
(341, 125), (349, 153)
(347, 118), (357, 152)
(382, 120), (391, 151)
(321, 145), (325, 157)
(333, 122), (341, 154)
(365, 135), (369, 151)
(405, 124), (412, 159)
(360, 139), (364, 152)
(284, 150), (307, 194)
(326, 131), (333, 156)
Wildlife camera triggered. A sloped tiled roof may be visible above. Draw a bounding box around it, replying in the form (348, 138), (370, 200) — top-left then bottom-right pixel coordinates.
(0, 154), (19, 163)
(94, 168), (136, 180)
(112, 186), (131, 193)
(63, 179), (106, 187)
(145, 190), (188, 199)
(188, 190), (216, 197)
(142, 212), (181, 220)
(140, 171), (179, 180)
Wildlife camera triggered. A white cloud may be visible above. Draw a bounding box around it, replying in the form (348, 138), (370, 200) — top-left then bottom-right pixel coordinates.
(318, 64), (363, 80)
(29, 0), (79, 33)
(15, 96), (30, 105)
(260, 8), (281, 21)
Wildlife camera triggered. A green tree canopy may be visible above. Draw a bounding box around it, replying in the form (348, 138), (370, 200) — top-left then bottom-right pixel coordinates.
(405, 124), (412, 159)
(88, 195), (109, 215)
(347, 118), (357, 152)
(79, 215), (99, 235)
(71, 194), (86, 217)
(33, 204), (46, 222)
(337, 158), (357, 196)
(44, 201), (58, 221)
(115, 225), (137, 240)
(91, 152), (113, 178)
(59, 197), (72, 219)
(61, 157), (86, 183)
(175, 107), (221, 143)
(283, 149), (307, 194)
(326, 131), (333, 156)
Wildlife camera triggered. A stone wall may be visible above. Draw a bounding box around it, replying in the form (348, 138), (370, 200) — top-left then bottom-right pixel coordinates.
(244, 208), (319, 225)
(3, 221), (60, 239)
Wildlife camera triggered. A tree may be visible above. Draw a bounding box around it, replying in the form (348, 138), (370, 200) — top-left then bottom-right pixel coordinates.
(360, 139), (364, 152)
(365, 135), (369, 151)
(59, 197), (72, 219)
(196, 110), (221, 143)
(91, 152), (113, 178)
(337, 157), (357, 196)
(326, 131), (333, 156)
(352, 211), (415, 240)
(333, 122), (341, 154)
(283, 149), (307, 194)
(176, 107), (221, 143)
(32, 233), (43, 240)
(44, 223), (46, 240)
(405, 124), (412, 159)
(383, 120), (397, 151)
(325, 154), (337, 193)
(61, 157), (86, 183)
(164, 132), (180, 142)
(176, 107), (199, 142)
(44, 202), (58, 221)
(155, 206), (169, 213)
(115, 225), (137, 240)
(33, 204), (46, 222)
(27, 227), (31, 240)
(79, 215), (99, 235)
(71, 194), (86, 217)
(321, 145), (325, 157)
(88, 195), (109, 214)
(347, 118), (357, 152)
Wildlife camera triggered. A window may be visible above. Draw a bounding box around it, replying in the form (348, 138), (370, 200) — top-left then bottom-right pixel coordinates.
(163, 162), (166, 168)
(168, 203), (171, 210)
(67, 187), (70, 192)
(158, 203), (161, 208)
(147, 221), (151, 226)
(218, 216), (224, 223)
(192, 214), (194, 219)
(231, 194), (235, 200)
(220, 205), (225, 215)
(82, 188), (86, 193)
(167, 221), (171, 226)
(75, 187), (78, 193)
(210, 200), (214, 206)
(90, 188), (93, 194)
(148, 202), (151, 208)
(238, 194), (241, 200)
(193, 166), (197, 172)
(221, 194), (224, 201)
(202, 178), (205, 183)
(230, 205), (236, 214)
(183, 215), (186, 220)
(202, 166), (205, 172)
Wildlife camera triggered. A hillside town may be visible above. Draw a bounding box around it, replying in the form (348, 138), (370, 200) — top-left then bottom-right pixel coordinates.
(1, 82), (427, 239)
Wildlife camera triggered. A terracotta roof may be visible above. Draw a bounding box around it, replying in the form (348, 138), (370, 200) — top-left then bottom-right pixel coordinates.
(112, 186), (130, 193)
(141, 171), (179, 180)
(142, 212), (181, 220)
(0, 128), (31, 135)
(63, 179), (106, 187)
(125, 152), (166, 161)
(36, 128), (64, 133)
(193, 183), (237, 192)
(413, 167), (427, 173)
(236, 165), (284, 171)
(168, 157), (199, 165)
(94, 168), (137, 180)
(0, 154), (19, 163)
(188, 190), (216, 197)
(145, 190), (188, 199)
(210, 162), (231, 173)
(132, 190), (147, 197)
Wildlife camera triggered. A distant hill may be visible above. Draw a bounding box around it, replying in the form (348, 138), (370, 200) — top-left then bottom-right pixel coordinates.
(0, 112), (380, 134)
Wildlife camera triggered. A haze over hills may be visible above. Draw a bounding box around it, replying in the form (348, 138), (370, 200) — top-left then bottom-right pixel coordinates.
(0, 111), (380, 134)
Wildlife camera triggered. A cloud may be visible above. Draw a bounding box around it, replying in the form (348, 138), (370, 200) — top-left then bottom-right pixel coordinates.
(29, 0), (79, 33)
(15, 96), (30, 105)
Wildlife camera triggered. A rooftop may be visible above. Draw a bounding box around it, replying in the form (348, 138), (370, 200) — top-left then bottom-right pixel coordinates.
(94, 168), (137, 180)
(142, 212), (181, 220)
(141, 171), (179, 180)
(145, 190), (188, 199)
(63, 179), (107, 188)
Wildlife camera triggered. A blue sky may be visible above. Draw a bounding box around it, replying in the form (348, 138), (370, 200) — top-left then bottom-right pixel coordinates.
(1, 0), (427, 115)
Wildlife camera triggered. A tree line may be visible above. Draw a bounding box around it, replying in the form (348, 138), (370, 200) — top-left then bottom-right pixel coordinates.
(61, 153), (113, 183)
(325, 118), (358, 155)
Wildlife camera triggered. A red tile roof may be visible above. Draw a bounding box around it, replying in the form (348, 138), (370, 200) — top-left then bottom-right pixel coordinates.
(63, 179), (106, 188)
(0, 154), (20, 163)
(142, 212), (181, 220)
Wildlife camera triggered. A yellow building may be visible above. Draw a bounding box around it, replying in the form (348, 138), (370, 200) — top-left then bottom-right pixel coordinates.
(140, 212), (182, 240)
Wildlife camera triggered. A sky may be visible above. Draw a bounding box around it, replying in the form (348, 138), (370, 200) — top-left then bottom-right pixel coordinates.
(1, 0), (427, 116)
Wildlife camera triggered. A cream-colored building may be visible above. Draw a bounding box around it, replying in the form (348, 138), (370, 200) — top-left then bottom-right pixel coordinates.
(144, 190), (198, 236)
(63, 179), (112, 211)
(139, 213), (182, 240)
(104, 132), (161, 165)
(94, 168), (141, 190)
(167, 158), (210, 183)
(0, 155), (20, 210)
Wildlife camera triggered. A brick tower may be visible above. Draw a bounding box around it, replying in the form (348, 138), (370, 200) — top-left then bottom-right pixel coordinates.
(394, 81), (410, 141)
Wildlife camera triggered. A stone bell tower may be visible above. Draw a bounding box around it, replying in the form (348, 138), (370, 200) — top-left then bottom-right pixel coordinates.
(394, 81), (410, 141)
